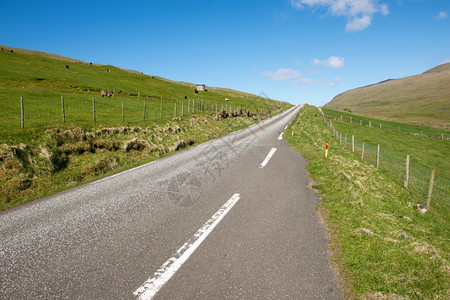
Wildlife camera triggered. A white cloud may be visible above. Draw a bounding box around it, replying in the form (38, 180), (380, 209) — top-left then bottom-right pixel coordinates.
(262, 68), (301, 80)
(346, 15), (372, 31)
(435, 11), (448, 20)
(261, 66), (325, 89)
(292, 76), (324, 89)
(380, 4), (389, 16)
(328, 77), (343, 86)
(290, 0), (389, 31)
(275, 11), (290, 22)
(293, 59), (302, 67)
(293, 77), (324, 84)
(312, 56), (345, 68)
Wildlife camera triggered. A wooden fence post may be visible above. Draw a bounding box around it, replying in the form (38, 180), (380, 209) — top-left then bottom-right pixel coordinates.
(160, 95), (163, 120)
(174, 102), (176, 118)
(122, 102), (124, 122)
(143, 102), (146, 121)
(352, 135), (355, 152)
(21, 96), (24, 128)
(182, 100), (184, 116)
(138, 92), (140, 102)
(404, 155), (410, 188)
(188, 99), (190, 114)
(425, 170), (435, 211)
(61, 96), (66, 122)
(93, 97), (96, 122)
(361, 143), (365, 161)
(376, 144), (380, 168)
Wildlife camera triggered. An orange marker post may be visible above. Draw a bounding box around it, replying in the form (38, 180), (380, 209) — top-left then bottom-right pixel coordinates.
(325, 141), (329, 158)
(292, 126), (295, 136)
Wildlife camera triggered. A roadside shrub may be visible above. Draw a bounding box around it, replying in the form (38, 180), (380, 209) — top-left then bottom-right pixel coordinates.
(82, 156), (119, 176)
(124, 138), (151, 152)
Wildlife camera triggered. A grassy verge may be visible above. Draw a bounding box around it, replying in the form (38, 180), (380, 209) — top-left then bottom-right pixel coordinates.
(0, 45), (292, 210)
(320, 107), (450, 220)
(285, 105), (449, 299)
(0, 111), (284, 211)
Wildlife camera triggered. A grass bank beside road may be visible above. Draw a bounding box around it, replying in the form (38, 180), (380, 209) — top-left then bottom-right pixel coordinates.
(0, 110), (288, 211)
(285, 105), (449, 299)
(0, 45), (292, 210)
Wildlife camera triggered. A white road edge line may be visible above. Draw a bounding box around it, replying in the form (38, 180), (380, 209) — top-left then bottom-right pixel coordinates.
(133, 193), (241, 300)
(284, 125), (288, 130)
(260, 147), (277, 168)
(278, 132), (284, 140)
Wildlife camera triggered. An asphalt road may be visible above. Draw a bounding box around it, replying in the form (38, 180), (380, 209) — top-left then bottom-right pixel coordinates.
(0, 105), (342, 299)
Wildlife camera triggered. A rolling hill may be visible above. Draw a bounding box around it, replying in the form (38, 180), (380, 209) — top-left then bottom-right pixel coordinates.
(325, 63), (450, 130)
(0, 45), (291, 209)
(0, 45), (283, 126)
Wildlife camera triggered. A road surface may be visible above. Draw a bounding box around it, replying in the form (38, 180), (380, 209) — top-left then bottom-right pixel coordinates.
(0, 105), (342, 299)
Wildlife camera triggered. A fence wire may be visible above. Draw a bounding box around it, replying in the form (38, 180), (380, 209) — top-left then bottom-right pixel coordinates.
(0, 96), (272, 130)
(324, 116), (449, 216)
(0, 96), (247, 130)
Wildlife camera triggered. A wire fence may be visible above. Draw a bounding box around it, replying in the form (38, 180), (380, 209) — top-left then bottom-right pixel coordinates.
(0, 95), (263, 130)
(321, 108), (448, 140)
(320, 111), (449, 216)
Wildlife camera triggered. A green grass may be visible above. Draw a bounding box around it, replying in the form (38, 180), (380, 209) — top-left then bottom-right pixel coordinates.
(322, 107), (448, 138)
(0, 113), (275, 210)
(285, 105), (449, 299)
(0, 45), (292, 210)
(324, 63), (450, 130)
(321, 108), (450, 178)
(0, 47), (289, 135)
(321, 107), (450, 226)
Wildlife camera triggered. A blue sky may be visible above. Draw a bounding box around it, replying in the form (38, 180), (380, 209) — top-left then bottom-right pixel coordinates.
(1, 0), (449, 105)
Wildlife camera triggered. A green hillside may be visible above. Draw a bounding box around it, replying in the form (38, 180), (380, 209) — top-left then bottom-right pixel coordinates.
(0, 45), (291, 210)
(325, 63), (450, 130)
(0, 45), (284, 135)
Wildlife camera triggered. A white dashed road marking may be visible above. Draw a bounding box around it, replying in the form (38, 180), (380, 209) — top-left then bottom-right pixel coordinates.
(260, 148), (277, 168)
(134, 193), (241, 300)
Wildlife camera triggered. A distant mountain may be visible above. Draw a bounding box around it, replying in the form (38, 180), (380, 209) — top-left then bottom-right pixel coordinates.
(325, 63), (450, 130)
